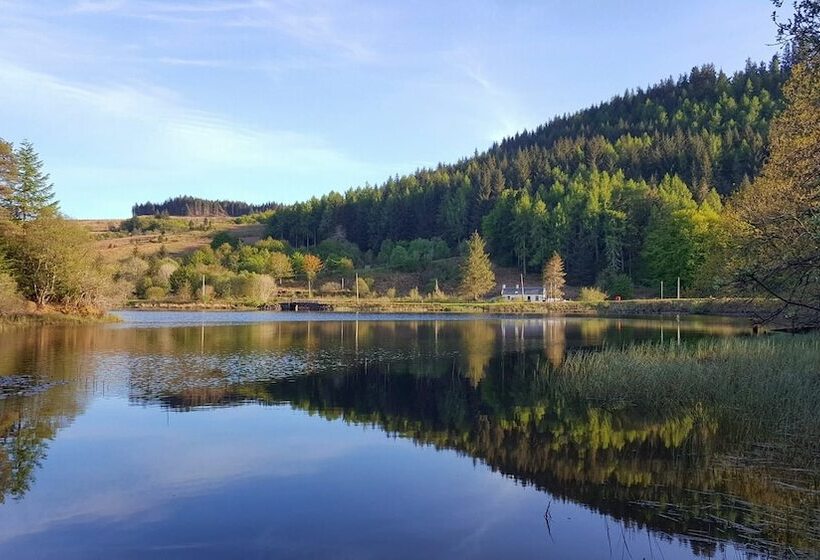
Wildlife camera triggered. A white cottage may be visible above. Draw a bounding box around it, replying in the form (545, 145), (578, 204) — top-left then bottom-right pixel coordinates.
(500, 284), (548, 302)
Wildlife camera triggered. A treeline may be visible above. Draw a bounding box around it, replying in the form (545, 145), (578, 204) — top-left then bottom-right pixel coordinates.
(132, 196), (280, 217)
(266, 60), (788, 288)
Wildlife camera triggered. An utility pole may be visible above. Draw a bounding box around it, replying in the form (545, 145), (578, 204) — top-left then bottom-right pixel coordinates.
(201, 275), (206, 302)
(660, 280), (664, 299)
(677, 277), (681, 299)
(355, 272), (360, 303)
(520, 273), (525, 301)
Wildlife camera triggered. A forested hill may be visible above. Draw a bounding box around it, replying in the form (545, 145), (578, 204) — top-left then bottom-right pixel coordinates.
(132, 196), (279, 217)
(264, 59), (788, 286)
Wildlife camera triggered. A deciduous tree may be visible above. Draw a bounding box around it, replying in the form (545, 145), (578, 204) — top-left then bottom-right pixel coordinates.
(302, 254), (323, 297)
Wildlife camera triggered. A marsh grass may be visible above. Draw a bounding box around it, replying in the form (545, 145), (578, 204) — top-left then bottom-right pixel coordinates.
(555, 333), (820, 557)
(556, 333), (820, 445)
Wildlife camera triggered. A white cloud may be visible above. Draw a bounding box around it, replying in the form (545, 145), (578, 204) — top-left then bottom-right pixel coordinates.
(0, 59), (365, 172)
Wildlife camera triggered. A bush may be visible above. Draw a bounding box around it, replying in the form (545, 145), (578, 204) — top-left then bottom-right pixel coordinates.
(327, 256), (354, 272)
(0, 271), (24, 312)
(319, 281), (340, 295)
(407, 287), (422, 301)
(144, 286), (166, 301)
(355, 276), (371, 296)
(241, 273), (277, 304)
(385, 287), (397, 299)
(210, 231), (239, 250)
(578, 286), (608, 302)
(597, 270), (634, 299)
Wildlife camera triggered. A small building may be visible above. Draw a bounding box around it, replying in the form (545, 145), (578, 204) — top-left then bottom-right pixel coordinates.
(501, 284), (549, 302)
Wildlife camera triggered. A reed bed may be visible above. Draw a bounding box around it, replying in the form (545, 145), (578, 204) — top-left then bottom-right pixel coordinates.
(555, 333), (820, 447)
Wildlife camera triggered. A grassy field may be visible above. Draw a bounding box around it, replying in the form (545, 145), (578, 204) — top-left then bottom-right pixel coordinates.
(77, 217), (266, 263)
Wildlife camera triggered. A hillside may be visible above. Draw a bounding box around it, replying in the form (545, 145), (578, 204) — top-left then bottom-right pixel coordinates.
(81, 217), (266, 264)
(123, 58), (794, 301)
(261, 60), (787, 287)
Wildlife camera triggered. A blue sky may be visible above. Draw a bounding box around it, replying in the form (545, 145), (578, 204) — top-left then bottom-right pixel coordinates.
(0, 1), (783, 218)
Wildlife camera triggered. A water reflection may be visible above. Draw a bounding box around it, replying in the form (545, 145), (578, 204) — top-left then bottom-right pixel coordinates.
(1, 315), (812, 558)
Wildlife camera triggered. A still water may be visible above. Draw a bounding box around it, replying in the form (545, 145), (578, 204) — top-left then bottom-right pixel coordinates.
(0, 312), (797, 559)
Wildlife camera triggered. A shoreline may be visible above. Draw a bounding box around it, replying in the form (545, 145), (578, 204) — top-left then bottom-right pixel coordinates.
(122, 297), (785, 324)
(0, 312), (121, 326)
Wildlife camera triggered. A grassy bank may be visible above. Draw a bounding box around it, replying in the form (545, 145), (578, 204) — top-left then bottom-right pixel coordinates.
(0, 311), (121, 326)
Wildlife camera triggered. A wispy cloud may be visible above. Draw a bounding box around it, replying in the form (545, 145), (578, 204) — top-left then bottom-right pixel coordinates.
(70, 0), (126, 13)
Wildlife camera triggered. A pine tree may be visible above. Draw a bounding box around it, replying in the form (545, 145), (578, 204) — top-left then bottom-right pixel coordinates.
(542, 252), (566, 300)
(459, 232), (495, 300)
(0, 139), (17, 206)
(7, 140), (57, 221)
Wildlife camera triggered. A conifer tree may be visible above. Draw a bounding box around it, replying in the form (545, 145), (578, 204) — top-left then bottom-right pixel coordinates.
(459, 232), (495, 300)
(542, 252), (566, 300)
(5, 140), (57, 221)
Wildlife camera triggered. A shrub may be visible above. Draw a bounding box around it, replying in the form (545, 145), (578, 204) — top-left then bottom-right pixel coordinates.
(144, 286), (166, 301)
(597, 270), (634, 299)
(241, 273), (277, 304)
(319, 282), (340, 295)
(385, 287), (397, 299)
(355, 276), (370, 296)
(0, 271), (24, 312)
(579, 286), (608, 302)
(210, 231), (239, 250)
(195, 284), (215, 301)
(407, 287), (422, 301)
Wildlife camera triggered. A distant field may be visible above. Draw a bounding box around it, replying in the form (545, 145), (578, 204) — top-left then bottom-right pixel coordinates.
(75, 217), (266, 263)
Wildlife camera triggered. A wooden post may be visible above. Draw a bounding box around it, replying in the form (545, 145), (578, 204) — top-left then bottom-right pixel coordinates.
(355, 272), (360, 303)
(201, 275), (205, 302)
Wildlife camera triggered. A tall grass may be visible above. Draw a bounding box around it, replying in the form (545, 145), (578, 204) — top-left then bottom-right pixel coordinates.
(555, 333), (820, 451)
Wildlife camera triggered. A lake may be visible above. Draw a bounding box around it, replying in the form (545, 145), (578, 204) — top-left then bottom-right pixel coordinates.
(0, 312), (807, 558)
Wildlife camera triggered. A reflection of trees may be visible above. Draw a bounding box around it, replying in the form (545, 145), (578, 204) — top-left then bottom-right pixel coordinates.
(238, 358), (816, 556)
(3, 317), (804, 555)
(0, 327), (95, 503)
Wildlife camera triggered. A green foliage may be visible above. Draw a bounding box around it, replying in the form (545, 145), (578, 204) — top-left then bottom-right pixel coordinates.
(169, 266), (199, 295)
(120, 215), (192, 234)
(0, 262), (24, 312)
(597, 269), (635, 299)
(355, 276), (371, 296)
(262, 62), (786, 288)
(210, 231), (239, 250)
(727, 59), (820, 325)
(0, 140), (57, 221)
(579, 286), (608, 302)
(255, 237), (290, 253)
(0, 212), (116, 310)
(459, 232), (496, 300)
(267, 252), (293, 283)
(144, 286), (166, 301)
(378, 237), (450, 272)
(642, 175), (723, 290)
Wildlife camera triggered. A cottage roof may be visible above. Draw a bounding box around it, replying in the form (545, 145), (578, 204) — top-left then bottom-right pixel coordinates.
(501, 286), (545, 296)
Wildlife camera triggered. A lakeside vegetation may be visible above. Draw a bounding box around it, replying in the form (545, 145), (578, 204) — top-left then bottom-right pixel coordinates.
(0, 1), (817, 329)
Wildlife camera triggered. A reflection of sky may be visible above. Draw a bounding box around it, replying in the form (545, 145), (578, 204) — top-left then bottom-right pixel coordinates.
(0, 397), (742, 559)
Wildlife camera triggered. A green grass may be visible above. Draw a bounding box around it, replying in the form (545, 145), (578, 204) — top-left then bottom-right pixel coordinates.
(0, 312), (121, 326)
